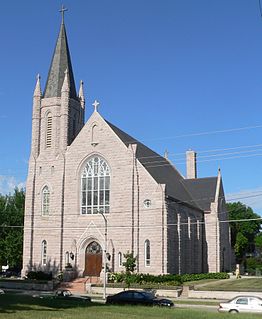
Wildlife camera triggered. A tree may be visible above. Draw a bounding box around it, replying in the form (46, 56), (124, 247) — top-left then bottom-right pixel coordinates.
(227, 202), (262, 262)
(255, 232), (262, 255)
(234, 232), (248, 259)
(0, 188), (25, 270)
(123, 251), (136, 274)
(122, 251), (136, 288)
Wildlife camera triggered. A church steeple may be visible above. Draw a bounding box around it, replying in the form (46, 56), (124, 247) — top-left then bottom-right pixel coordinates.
(44, 10), (77, 99)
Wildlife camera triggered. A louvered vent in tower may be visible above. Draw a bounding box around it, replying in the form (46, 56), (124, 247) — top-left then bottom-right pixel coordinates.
(46, 114), (52, 148)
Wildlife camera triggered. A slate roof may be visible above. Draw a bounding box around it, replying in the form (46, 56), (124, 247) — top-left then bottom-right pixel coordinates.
(182, 177), (218, 211)
(44, 21), (77, 99)
(106, 120), (208, 209)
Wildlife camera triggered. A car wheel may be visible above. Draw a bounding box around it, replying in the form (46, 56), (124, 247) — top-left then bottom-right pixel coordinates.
(229, 309), (238, 314)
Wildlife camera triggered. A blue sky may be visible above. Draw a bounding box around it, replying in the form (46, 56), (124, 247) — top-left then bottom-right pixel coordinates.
(1, 0), (262, 213)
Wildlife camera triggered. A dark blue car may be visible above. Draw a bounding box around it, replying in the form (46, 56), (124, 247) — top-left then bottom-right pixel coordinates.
(106, 290), (174, 307)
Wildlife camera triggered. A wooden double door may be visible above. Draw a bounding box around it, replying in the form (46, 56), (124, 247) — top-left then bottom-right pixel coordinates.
(84, 241), (102, 276)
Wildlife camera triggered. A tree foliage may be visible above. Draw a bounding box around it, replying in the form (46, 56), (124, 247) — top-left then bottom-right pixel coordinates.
(122, 251), (136, 288)
(123, 251), (136, 274)
(234, 232), (249, 258)
(0, 188), (25, 269)
(227, 202), (262, 261)
(255, 232), (262, 253)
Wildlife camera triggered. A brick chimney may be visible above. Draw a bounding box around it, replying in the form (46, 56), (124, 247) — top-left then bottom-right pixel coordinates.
(186, 150), (197, 179)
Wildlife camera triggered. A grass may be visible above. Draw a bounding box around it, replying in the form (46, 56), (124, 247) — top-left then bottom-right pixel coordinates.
(193, 278), (262, 292)
(0, 293), (262, 319)
(175, 299), (219, 305)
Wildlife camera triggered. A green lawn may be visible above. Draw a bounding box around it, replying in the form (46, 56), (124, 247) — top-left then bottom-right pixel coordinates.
(0, 294), (262, 319)
(194, 278), (262, 292)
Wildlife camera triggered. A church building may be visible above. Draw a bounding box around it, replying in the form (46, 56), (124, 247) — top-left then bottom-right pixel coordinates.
(22, 14), (231, 278)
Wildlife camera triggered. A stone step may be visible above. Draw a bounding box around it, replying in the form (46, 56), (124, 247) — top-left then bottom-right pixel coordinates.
(59, 276), (101, 294)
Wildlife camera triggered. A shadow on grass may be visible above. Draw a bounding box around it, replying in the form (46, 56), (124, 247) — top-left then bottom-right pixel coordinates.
(0, 293), (104, 314)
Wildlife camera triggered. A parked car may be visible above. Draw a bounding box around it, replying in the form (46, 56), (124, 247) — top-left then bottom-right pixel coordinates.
(106, 290), (174, 307)
(218, 296), (262, 313)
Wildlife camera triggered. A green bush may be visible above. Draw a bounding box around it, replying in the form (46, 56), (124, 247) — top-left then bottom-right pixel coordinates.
(108, 272), (229, 285)
(181, 272), (229, 282)
(26, 271), (52, 281)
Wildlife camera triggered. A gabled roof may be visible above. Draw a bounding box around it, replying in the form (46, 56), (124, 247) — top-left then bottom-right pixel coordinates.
(182, 177), (218, 211)
(44, 21), (77, 99)
(106, 120), (200, 207)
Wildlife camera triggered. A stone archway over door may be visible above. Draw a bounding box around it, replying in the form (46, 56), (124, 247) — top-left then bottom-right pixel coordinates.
(84, 241), (102, 276)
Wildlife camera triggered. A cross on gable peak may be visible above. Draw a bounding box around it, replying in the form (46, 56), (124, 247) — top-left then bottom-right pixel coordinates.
(92, 99), (100, 112)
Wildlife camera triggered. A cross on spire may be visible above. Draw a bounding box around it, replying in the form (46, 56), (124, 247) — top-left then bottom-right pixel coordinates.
(59, 5), (68, 24)
(92, 100), (100, 112)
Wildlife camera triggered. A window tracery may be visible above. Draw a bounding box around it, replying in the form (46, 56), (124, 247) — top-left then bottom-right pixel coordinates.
(81, 156), (110, 214)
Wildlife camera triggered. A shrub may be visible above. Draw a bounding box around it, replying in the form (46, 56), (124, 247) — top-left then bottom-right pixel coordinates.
(108, 272), (229, 285)
(181, 272), (229, 282)
(26, 271), (52, 281)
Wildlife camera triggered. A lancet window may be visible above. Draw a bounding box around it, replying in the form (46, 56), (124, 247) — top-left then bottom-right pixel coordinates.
(81, 156), (110, 214)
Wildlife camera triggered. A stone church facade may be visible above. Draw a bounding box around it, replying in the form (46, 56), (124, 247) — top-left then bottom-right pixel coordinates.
(22, 17), (231, 277)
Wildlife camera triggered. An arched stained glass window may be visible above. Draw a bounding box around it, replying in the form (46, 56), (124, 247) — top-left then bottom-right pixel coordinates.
(41, 240), (47, 266)
(145, 239), (150, 266)
(42, 186), (50, 216)
(81, 156), (110, 214)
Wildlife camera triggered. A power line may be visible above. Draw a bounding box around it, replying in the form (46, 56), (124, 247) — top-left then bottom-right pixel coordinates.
(1, 184), (262, 215)
(1, 216), (262, 230)
(139, 124), (262, 143)
(1, 189), (261, 220)
(141, 147), (262, 165)
(2, 145), (262, 175)
(2, 142), (262, 173)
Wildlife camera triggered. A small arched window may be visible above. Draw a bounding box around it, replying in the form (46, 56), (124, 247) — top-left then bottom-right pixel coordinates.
(145, 240), (150, 266)
(81, 156), (110, 214)
(42, 186), (50, 216)
(118, 252), (122, 267)
(46, 113), (52, 148)
(41, 240), (47, 266)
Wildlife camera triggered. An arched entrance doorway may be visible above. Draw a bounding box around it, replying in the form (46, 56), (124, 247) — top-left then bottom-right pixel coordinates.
(84, 241), (102, 276)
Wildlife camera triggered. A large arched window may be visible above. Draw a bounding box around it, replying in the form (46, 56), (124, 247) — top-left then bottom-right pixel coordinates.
(42, 186), (50, 216)
(81, 156), (110, 214)
(41, 240), (47, 266)
(145, 239), (150, 266)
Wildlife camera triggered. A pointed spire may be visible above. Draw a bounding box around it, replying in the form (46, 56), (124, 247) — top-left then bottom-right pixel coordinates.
(78, 80), (85, 104)
(164, 149), (169, 159)
(33, 74), (42, 97)
(61, 69), (69, 92)
(44, 15), (77, 99)
(218, 167), (221, 179)
(215, 167), (222, 202)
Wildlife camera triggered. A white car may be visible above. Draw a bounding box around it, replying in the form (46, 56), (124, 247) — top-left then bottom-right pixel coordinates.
(218, 296), (262, 313)
(0, 289), (4, 294)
